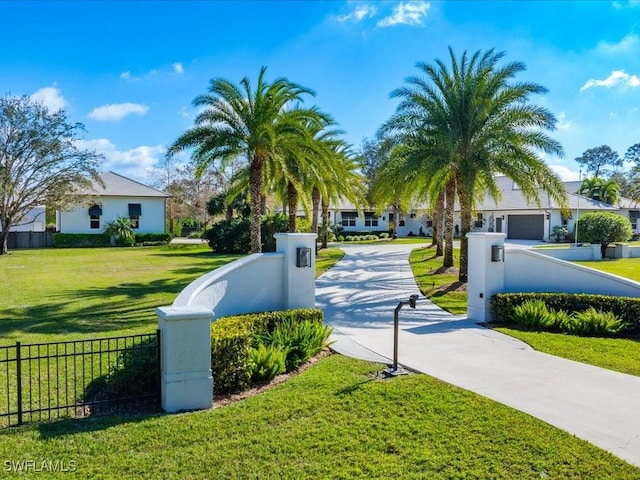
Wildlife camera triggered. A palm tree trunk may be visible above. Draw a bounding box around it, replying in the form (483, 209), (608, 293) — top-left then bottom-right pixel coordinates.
(287, 182), (298, 232)
(311, 186), (320, 235)
(443, 179), (455, 268)
(321, 199), (329, 249)
(260, 194), (267, 215)
(432, 191), (444, 256)
(458, 184), (473, 283)
(249, 156), (264, 253)
(393, 203), (399, 239)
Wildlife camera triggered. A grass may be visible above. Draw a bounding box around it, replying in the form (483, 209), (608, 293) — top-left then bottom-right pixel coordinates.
(408, 245), (467, 314)
(575, 257), (640, 282)
(0, 354), (637, 479)
(0, 245), (242, 344)
(494, 326), (640, 377)
(315, 247), (345, 277)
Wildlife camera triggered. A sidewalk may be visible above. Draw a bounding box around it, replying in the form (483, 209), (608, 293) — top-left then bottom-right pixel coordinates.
(316, 243), (640, 467)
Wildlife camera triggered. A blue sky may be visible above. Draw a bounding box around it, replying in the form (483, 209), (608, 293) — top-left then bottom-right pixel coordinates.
(1, 0), (639, 184)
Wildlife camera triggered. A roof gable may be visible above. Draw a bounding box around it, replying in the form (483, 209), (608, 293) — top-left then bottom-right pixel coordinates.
(89, 172), (170, 198)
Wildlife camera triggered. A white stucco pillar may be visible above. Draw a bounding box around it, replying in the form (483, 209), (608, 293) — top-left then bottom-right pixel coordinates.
(274, 233), (317, 309)
(467, 232), (506, 323)
(156, 306), (213, 413)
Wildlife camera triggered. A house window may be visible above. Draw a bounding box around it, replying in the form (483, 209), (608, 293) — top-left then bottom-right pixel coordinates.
(388, 213), (394, 222)
(341, 212), (357, 227)
(410, 213), (416, 219)
(88, 204), (102, 230)
(128, 203), (142, 229)
(426, 220), (433, 227)
(630, 211), (640, 230)
(364, 212), (378, 227)
(474, 213), (484, 229)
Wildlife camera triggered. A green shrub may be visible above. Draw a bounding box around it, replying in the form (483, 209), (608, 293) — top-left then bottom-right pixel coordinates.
(53, 233), (111, 248)
(134, 233), (172, 245)
(249, 344), (287, 382)
(512, 299), (553, 329)
(491, 292), (640, 331)
(203, 213), (290, 253)
(83, 336), (159, 404)
(495, 295), (630, 337)
(211, 309), (324, 393)
(210, 315), (255, 394)
(259, 315), (332, 371)
(379, 232), (390, 239)
(568, 307), (627, 336)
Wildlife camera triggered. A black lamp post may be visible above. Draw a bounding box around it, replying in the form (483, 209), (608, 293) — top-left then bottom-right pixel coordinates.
(383, 294), (419, 377)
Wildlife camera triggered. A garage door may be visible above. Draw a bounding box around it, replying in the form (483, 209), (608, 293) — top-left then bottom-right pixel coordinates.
(507, 214), (544, 240)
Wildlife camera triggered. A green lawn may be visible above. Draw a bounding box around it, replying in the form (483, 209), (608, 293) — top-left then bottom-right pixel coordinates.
(575, 257), (640, 282)
(316, 247), (345, 277)
(495, 327), (640, 377)
(409, 246), (467, 314)
(0, 354), (637, 479)
(0, 245), (241, 344)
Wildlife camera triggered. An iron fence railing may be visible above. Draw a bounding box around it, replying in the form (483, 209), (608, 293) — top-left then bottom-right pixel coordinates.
(0, 331), (160, 427)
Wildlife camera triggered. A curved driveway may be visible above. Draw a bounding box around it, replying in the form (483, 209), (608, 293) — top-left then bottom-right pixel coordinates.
(316, 243), (640, 467)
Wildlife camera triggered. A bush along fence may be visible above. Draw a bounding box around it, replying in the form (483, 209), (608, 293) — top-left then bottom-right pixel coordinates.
(53, 233), (172, 248)
(0, 332), (160, 428)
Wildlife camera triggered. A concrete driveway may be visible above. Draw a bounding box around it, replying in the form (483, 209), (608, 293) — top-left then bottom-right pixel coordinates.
(316, 243), (640, 467)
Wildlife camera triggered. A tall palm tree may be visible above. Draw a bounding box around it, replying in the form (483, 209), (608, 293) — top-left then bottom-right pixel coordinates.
(168, 67), (323, 253)
(383, 47), (567, 282)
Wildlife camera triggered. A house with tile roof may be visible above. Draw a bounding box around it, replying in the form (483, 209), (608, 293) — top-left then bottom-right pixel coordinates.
(57, 171), (170, 234)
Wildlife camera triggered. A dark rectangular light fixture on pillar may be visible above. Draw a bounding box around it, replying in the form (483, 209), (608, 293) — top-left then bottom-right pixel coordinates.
(491, 245), (504, 262)
(296, 247), (312, 268)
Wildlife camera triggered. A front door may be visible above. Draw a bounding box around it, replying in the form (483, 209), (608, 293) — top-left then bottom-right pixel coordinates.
(496, 217), (503, 233)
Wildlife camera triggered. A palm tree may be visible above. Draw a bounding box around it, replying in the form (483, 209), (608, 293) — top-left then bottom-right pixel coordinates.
(383, 47), (567, 282)
(168, 67), (323, 253)
(578, 177), (620, 205)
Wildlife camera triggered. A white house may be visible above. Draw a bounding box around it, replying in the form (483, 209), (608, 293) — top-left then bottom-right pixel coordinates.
(325, 177), (636, 241)
(57, 172), (170, 234)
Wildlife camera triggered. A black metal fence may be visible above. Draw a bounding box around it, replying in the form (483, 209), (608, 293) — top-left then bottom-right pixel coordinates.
(0, 331), (160, 427)
(7, 231), (54, 249)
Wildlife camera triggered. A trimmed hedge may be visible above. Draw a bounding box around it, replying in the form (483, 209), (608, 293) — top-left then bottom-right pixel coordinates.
(491, 292), (640, 331)
(53, 233), (111, 248)
(210, 308), (324, 394)
(134, 233), (172, 246)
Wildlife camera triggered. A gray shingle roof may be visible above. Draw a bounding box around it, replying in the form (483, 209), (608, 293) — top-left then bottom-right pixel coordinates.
(89, 172), (170, 198)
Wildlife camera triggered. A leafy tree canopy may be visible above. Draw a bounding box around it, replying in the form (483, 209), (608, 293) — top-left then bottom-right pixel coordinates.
(575, 145), (622, 178)
(0, 95), (102, 254)
(576, 211), (632, 259)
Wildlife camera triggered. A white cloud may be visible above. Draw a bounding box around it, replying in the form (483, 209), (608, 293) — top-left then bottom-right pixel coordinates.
(613, 0), (640, 8)
(336, 4), (377, 22)
(596, 33), (639, 54)
(556, 112), (573, 131)
(580, 70), (640, 91)
(549, 165), (581, 181)
(172, 62), (184, 74)
(76, 139), (165, 183)
(88, 102), (149, 122)
(377, 1), (430, 27)
(30, 86), (67, 112)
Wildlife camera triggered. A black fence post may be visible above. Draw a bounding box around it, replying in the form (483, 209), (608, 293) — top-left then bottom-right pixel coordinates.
(16, 342), (22, 426)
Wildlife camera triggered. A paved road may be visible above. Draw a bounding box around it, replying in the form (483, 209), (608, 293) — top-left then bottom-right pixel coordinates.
(316, 243), (640, 467)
